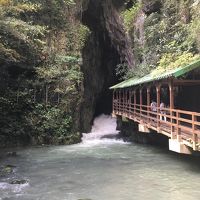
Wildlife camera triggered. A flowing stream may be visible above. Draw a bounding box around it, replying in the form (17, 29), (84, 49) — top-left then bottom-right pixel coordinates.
(1, 114), (200, 200)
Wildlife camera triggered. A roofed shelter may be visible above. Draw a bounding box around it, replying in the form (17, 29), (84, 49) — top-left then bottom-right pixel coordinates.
(110, 59), (200, 154)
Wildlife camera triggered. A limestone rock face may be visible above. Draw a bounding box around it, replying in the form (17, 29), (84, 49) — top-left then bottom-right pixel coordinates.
(80, 0), (134, 132)
(142, 0), (162, 15)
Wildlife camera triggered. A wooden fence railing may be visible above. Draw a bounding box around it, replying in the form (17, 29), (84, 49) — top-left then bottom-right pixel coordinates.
(113, 100), (200, 151)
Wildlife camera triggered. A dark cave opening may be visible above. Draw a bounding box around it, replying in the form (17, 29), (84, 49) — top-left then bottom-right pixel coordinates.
(81, 28), (120, 118)
(93, 31), (120, 117)
(94, 89), (113, 117)
(80, 0), (122, 132)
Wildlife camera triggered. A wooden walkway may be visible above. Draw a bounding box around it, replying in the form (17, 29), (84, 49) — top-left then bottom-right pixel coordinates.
(113, 102), (200, 151)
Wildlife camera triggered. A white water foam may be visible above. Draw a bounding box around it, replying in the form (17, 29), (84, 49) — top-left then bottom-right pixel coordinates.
(53, 114), (127, 153)
(81, 114), (125, 147)
(0, 181), (29, 193)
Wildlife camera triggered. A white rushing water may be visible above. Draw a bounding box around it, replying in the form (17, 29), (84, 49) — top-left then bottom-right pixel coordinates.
(81, 114), (125, 146)
(0, 181), (29, 193)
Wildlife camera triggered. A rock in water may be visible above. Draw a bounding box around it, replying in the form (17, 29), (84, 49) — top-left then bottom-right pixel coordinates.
(6, 151), (17, 157)
(77, 199), (92, 200)
(10, 179), (28, 185)
(0, 165), (16, 176)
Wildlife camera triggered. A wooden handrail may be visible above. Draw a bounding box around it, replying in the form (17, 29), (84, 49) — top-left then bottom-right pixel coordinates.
(113, 100), (200, 150)
(114, 99), (200, 116)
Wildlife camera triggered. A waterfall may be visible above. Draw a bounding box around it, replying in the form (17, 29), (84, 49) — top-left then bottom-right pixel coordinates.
(81, 114), (124, 146)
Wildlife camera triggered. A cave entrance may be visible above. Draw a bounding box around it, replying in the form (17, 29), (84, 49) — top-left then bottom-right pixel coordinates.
(80, 0), (126, 132)
(82, 29), (120, 119)
(94, 88), (113, 117)
(92, 30), (120, 117)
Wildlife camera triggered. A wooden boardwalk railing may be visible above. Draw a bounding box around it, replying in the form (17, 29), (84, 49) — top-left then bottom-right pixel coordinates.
(113, 100), (200, 151)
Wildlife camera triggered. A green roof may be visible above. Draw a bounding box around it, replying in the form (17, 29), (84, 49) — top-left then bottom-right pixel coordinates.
(110, 59), (200, 89)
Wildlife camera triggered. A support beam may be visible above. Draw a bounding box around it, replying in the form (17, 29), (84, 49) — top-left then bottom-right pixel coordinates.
(192, 114), (197, 151)
(112, 90), (115, 113)
(169, 139), (192, 154)
(156, 84), (161, 129)
(124, 89), (126, 115)
(116, 90), (119, 113)
(134, 90), (136, 117)
(123, 89), (125, 114)
(138, 124), (150, 133)
(126, 89), (128, 116)
(126, 89), (128, 115)
(129, 89), (132, 116)
(169, 80), (174, 109)
(147, 87), (150, 124)
(176, 111), (181, 142)
(140, 89), (143, 121)
(169, 79), (175, 138)
(174, 79), (200, 86)
(119, 90), (121, 113)
(158, 79), (200, 87)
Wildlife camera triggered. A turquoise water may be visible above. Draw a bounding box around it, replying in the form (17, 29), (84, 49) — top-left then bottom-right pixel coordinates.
(1, 115), (200, 200)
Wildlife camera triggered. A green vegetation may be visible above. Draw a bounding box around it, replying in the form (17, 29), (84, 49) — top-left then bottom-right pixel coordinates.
(0, 0), (89, 147)
(121, 2), (141, 32)
(1, 0), (200, 147)
(120, 0), (200, 79)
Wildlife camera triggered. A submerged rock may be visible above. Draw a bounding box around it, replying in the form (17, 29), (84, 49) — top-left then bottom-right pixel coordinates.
(101, 133), (119, 139)
(6, 151), (17, 157)
(0, 165), (16, 177)
(9, 179), (28, 185)
(77, 199), (92, 200)
(5, 164), (16, 168)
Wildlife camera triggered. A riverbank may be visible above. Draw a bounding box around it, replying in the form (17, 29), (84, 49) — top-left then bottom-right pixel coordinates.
(0, 132), (82, 149)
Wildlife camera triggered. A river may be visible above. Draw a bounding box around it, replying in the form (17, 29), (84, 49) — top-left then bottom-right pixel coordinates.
(1, 114), (200, 200)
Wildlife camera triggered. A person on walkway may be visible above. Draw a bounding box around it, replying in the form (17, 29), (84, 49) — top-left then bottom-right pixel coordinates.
(160, 101), (167, 121)
(150, 100), (157, 121)
(150, 100), (157, 112)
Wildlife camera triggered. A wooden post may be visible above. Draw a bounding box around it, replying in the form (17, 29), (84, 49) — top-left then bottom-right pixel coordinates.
(156, 84), (161, 130)
(125, 89), (127, 115)
(134, 90), (136, 118)
(124, 89), (126, 115)
(129, 89), (132, 116)
(122, 89), (125, 114)
(131, 90), (134, 117)
(115, 90), (117, 111)
(147, 87), (150, 125)
(169, 79), (175, 138)
(176, 111), (181, 142)
(192, 114), (197, 150)
(126, 89), (128, 115)
(112, 90), (115, 114)
(119, 90), (121, 113)
(117, 90), (119, 113)
(140, 89), (142, 121)
(117, 90), (120, 113)
(118, 90), (120, 113)
(169, 81), (174, 109)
